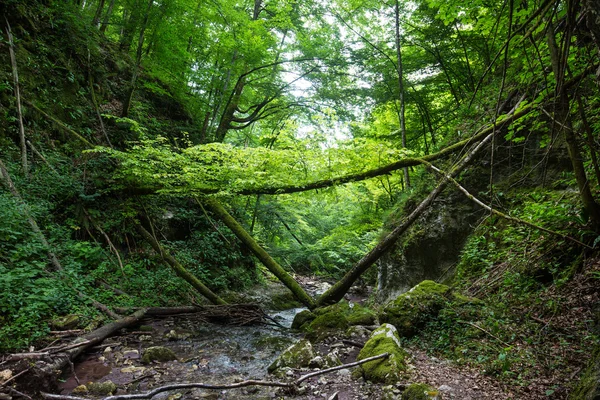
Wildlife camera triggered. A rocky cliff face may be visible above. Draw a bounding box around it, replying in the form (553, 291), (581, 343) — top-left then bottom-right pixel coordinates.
(377, 188), (484, 303)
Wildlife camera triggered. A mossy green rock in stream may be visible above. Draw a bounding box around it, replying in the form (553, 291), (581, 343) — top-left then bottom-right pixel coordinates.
(293, 301), (376, 334)
(50, 314), (80, 330)
(356, 323), (408, 384)
(569, 345), (600, 400)
(141, 346), (178, 364)
(380, 280), (451, 338)
(291, 309), (316, 330)
(87, 380), (117, 395)
(403, 383), (441, 400)
(268, 339), (315, 373)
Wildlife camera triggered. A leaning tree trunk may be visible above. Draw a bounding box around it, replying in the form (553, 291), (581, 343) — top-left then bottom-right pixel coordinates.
(204, 198), (316, 309)
(135, 223), (227, 305)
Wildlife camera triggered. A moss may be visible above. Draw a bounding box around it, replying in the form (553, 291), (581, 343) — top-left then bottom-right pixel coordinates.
(141, 346), (178, 364)
(402, 383), (440, 400)
(268, 339), (315, 373)
(356, 323), (408, 384)
(380, 280), (451, 338)
(291, 310), (316, 330)
(50, 314), (80, 330)
(569, 345), (600, 400)
(253, 335), (295, 351)
(298, 301), (376, 335)
(268, 292), (303, 311)
(87, 381), (117, 395)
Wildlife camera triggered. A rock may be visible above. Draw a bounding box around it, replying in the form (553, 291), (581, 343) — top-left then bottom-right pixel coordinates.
(103, 346), (112, 354)
(166, 329), (191, 341)
(327, 391), (339, 400)
(88, 380), (117, 395)
(356, 323), (408, 384)
(347, 325), (371, 338)
(0, 370), (12, 382)
(121, 366), (146, 374)
(291, 310), (316, 330)
(141, 346), (178, 364)
(309, 356), (325, 368)
(570, 345), (600, 399)
(268, 339), (315, 373)
(123, 349), (139, 359)
(379, 281), (451, 338)
(72, 385), (88, 394)
(50, 314), (80, 330)
(438, 385), (453, 393)
(139, 334), (152, 341)
(323, 351), (342, 368)
(337, 368), (351, 377)
(402, 383), (442, 399)
(167, 394), (182, 400)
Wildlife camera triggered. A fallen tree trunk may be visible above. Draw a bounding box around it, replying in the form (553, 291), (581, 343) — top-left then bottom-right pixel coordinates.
(135, 223), (227, 305)
(28, 309), (147, 391)
(203, 198), (316, 309)
(115, 304), (268, 325)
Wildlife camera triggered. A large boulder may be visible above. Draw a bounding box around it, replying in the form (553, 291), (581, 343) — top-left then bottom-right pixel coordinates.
(268, 339), (315, 373)
(379, 280), (451, 338)
(356, 323), (408, 384)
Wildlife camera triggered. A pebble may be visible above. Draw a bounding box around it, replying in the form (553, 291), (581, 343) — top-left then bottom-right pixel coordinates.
(318, 377), (328, 385)
(337, 368), (351, 377)
(103, 346), (112, 353)
(439, 384), (454, 392)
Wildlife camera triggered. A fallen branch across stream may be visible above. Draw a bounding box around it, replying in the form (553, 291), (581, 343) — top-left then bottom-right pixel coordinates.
(41, 353), (390, 400)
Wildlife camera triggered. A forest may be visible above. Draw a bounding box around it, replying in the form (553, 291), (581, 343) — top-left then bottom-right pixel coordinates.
(1, 0), (600, 398)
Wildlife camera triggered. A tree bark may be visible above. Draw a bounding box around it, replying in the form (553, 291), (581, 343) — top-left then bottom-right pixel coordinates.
(99, 0), (115, 33)
(203, 198), (316, 308)
(394, 0), (410, 188)
(135, 223), (227, 305)
(5, 19), (28, 177)
(122, 0), (153, 117)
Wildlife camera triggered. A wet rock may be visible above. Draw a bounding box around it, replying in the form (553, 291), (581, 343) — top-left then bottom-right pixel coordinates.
(380, 281), (451, 338)
(142, 346), (178, 364)
(402, 383), (442, 399)
(268, 339), (315, 373)
(51, 314), (80, 330)
(356, 323), (408, 384)
(88, 380), (117, 395)
(166, 329), (191, 341)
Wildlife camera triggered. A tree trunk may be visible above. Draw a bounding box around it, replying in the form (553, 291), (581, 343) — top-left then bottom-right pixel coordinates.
(5, 20), (28, 177)
(91, 0), (105, 27)
(99, 0), (115, 33)
(395, 0), (410, 188)
(135, 224), (227, 305)
(546, 16), (600, 228)
(121, 0), (153, 117)
(204, 198), (316, 308)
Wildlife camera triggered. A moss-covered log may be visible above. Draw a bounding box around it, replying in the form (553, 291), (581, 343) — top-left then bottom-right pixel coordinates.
(135, 223), (226, 305)
(204, 198), (316, 309)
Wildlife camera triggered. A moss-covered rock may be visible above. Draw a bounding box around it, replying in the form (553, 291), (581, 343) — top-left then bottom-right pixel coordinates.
(87, 380), (117, 395)
(291, 310), (316, 330)
(141, 346), (178, 364)
(50, 314), (80, 330)
(356, 323), (408, 384)
(268, 292), (303, 311)
(379, 280), (451, 338)
(402, 383), (441, 400)
(294, 301), (377, 336)
(268, 339), (315, 373)
(570, 345), (600, 399)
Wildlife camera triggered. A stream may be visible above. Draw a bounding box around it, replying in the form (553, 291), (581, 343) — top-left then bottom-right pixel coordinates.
(58, 307), (306, 399)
